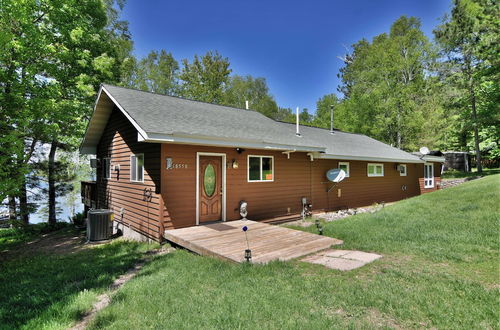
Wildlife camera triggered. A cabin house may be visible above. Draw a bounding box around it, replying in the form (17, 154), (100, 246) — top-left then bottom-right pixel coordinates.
(80, 84), (445, 242)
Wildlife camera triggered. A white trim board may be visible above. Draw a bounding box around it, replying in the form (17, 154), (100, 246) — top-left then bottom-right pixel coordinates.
(196, 152), (227, 226)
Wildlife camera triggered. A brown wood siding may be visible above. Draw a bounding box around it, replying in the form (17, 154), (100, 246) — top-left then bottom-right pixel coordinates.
(160, 144), (440, 229)
(96, 108), (163, 240)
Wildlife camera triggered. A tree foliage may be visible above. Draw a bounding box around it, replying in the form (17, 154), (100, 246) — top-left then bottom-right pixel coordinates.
(0, 0), (130, 221)
(179, 51), (231, 103)
(223, 75), (279, 118)
(123, 50), (179, 95)
(336, 16), (441, 150)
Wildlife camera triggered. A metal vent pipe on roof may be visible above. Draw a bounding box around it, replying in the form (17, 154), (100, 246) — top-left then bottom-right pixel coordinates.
(296, 107), (301, 137)
(330, 104), (334, 134)
(245, 100), (249, 110)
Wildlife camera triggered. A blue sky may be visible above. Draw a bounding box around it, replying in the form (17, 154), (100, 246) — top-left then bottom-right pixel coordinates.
(122, 0), (451, 113)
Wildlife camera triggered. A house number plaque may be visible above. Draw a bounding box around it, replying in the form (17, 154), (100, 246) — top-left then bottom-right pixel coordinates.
(166, 157), (188, 170)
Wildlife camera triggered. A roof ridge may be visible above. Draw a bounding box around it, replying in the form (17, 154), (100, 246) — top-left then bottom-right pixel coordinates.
(101, 83), (275, 119)
(274, 120), (372, 137)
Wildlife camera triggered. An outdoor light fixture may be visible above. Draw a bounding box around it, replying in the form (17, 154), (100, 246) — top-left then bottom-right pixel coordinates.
(239, 201), (248, 219)
(245, 249), (252, 262)
(242, 225), (252, 263)
(232, 159), (239, 169)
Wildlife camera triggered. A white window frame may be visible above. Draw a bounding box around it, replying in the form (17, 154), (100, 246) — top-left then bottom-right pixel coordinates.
(424, 163), (434, 188)
(367, 163), (384, 177)
(130, 153), (144, 183)
(399, 164), (407, 176)
(247, 155), (274, 182)
(338, 161), (350, 177)
(103, 158), (111, 180)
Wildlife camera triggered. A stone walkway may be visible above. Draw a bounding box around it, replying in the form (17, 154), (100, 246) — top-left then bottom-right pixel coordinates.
(302, 249), (382, 271)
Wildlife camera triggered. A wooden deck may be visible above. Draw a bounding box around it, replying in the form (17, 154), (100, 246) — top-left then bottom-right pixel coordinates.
(164, 220), (343, 264)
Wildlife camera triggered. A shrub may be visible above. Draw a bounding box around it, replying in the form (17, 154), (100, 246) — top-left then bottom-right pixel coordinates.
(70, 212), (86, 227)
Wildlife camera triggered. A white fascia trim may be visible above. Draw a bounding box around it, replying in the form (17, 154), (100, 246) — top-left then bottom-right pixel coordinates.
(101, 86), (149, 141)
(318, 153), (424, 164)
(140, 132), (326, 153)
(422, 155), (446, 162)
(79, 86), (104, 154)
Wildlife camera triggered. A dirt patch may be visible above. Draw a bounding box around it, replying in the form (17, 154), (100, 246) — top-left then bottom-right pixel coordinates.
(0, 228), (88, 262)
(365, 308), (403, 329)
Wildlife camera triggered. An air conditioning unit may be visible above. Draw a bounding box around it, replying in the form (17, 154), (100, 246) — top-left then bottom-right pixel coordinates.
(90, 158), (100, 168)
(87, 209), (114, 242)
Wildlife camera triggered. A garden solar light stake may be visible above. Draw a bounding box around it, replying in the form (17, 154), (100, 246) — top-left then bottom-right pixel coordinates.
(242, 226), (252, 262)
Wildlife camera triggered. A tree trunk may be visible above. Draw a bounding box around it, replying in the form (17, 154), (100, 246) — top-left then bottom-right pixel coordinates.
(471, 99), (482, 173)
(19, 178), (29, 224)
(48, 141), (57, 225)
(466, 61), (482, 174)
(396, 105), (402, 149)
(8, 196), (16, 220)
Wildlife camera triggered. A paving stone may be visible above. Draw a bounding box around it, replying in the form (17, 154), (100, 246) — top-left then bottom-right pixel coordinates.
(306, 256), (366, 271)
(342, 251), (382, 263)
(302, 249), (382, 271)
(322, 250), (354, 258)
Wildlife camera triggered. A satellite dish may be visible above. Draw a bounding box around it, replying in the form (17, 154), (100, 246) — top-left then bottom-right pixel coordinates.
(326, 168), (346, 183)
(419, 147), (430, 155)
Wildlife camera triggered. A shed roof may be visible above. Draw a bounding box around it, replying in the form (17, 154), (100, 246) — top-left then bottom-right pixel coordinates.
(80, 84), (423, 163)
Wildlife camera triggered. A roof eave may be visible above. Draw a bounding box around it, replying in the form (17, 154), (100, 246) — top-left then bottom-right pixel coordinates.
(140, 132), (326, 153)
(79, 85), (149, 155)
(318, 153), (424, 163)
(421, 155), (446, 162)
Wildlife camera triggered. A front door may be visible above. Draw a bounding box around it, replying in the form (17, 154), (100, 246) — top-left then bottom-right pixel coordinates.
(199, 156), (222, 223)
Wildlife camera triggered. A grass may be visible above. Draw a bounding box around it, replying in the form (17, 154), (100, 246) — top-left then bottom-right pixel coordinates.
(0, 227), (157, 330)
(442, 167), (500, 179)
(88, 175), (499, 329)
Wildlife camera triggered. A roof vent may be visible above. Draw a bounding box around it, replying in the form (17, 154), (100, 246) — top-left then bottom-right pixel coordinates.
(330, 104), (334, 134)
(296, 107), (301, 137)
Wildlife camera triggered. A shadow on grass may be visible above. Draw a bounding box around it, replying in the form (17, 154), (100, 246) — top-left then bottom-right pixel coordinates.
(0, 239), (151, 329)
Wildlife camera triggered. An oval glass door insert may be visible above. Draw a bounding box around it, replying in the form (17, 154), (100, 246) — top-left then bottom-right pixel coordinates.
(204, 164), (216, 197)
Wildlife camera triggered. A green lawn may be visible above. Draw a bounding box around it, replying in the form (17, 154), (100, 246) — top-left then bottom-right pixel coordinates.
(87, 175), (499, 329)
(0, 228), (157, 330)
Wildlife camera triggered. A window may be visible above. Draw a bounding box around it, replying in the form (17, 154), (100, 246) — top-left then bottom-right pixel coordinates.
(424, 163), (434, 188)
(338, 162), (350, 177)
(399, 164), (407, 176)
(367, 163), (384, 177)
(130, 154), (144, 182)
(103, 158), (111, 180)
(248, 156), (273, 182)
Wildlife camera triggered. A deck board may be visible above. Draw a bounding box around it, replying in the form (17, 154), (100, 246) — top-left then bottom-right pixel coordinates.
(164, 220), (343, 263)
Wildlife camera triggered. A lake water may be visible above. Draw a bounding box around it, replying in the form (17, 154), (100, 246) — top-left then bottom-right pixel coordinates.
(1, 183), (84, 224)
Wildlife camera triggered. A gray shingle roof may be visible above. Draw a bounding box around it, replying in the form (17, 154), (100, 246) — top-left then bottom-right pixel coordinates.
(90, 84), (421, 163)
